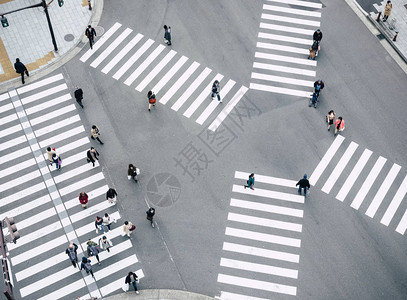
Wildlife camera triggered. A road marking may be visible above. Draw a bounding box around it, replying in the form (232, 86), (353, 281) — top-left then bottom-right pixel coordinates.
(309, 135), (345, 186)
(0, 134), (27, 151)
(225, 227), (301, 247)
(228, 212), (302, 232)
(159, 61), (200, 104)
(263, 4), (321, 17)
(255, 52), (316, 66)
(258, 32), (312, 45)
(136, 50), (177, 92)
(54, 163), (96, 184)
(59, 172), (105, 196)
(34, 115), (81, 137)
(171, 67), (212, 111)
(253, 61), (316, 77)
(75, 212), (120, 238)
(262, 13), (321, 27)
(100, 269), (144, 297)
(48, 151), (91, 171)
(64, 185), (108, 210)
(0, 102), (13, 114)
(16, 73), (64, 94)
(0, 123), (22, 138)
(15, 252), (66, 281)
(232, 184), (304, 204)
(250, 83), (311, 97)
(0, 112), (17, 126)
(37, 279), (86, 300)
(0, 170), (41, 193)
(30, 104), (76, 126)
(70, 200), (113, 223)
(94, 255), (138, 282)
(336, 149), (372, 201)
(350, 156), (387, 210)
(57, 136), (89, 155)
(266, 0), (322, 9)
(251, 72), (314, 87)
(4, 207), (55, 233)
(38, 125), (85, 148)
(196, 79), (236, 125)
(260, 22), (314, 35)
(235, 171), (297, 187)
(365, 163), (401, 218)
(0, 194), (50, 220)
(395, 209), (407, 235)
(256, 42), (310, 55)
(0, 93), (9, 101)
(0, 182), (45, 208)
(20, 83), (68, 105)
(25, 93), (72, 115)
(124, 44), (166, 86)
(152, 56), (188, 94)
(220, 292), (269, 300)
(90, 28), (133, 68)
(231, 198), (303, 218)
(101, 33), (143, 74)
(0, 146), (31, 165)
(321, 142), (359, 194)
(208, 86), (248, 131)
(381, 174), (407, 226)
(80, 22), (122, 62)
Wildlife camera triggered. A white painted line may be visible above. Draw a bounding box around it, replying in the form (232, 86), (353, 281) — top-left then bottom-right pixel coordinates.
(267, 0), (322, 8)
(235, 171), (298, 188)
(59, 172), (105, 196)
(395, 209), (407, 235)
(34, 115), (81, 137)
(0, 135), (27, 152)
(0, 146), (31, 165)
(381, 174), (407, 226)
(260, 22), (314, 35)
(20, 83), (68, 105)
(159, 61), (200, 104)
(232, 184), (304, 203)
(217, 274), (296, 296)
(249, 83), (311, 97)
(0, 182), (45, 208)
(54, 163), (96, 184)
(309, 135), (345, 186)
(16, 74), (64, 94)
(228, 212), (302, 232)
(113, 39), (154, 80)
(263, 4), (321, 17)
(136, 50), (177, 92)
(47, 151), (91, 171)
(90, 28), (133, 68)
(223, 242), (299, 263)
(255, 52), (316, 66)
(336, 149), (372, 202)
(262, 13), (320, 27)
(256, 42), (309, 55)
(226, 227), (301, 247)
(0, 158), (36, 179)
(57, 136), (89, 155)
(0, 123), (22, 138)
(36, 279), (86, 300)
(76, 212), (120, 238)
(100, 269), (144, 297)
(231, 198), (303, 218)
(171, 67), (212, 111)
(0, 93), (9, 101)
(321, 142), (359, 194)
(208, 86), (249, 132)
(80, 22), (122, 62)
(70, 200), (113, 223)
(102, 33), (144, 74)
(0, 195), (50, 220)
(0, 103), (13, 114)
(220, 292), (269, 300)
(196, 79), (236, 125)
(0, 170), (40, 195)
(30, 104), (77, 126)
(65, 185), (108, 210)
(38, 125), (85, 148)
(4, 207), (55, 233)
(80, 225), (124, 249)
(183, 74), (224, 118)
(152, 56), (188, 94)
(258, 32), (312, 45)
(15, 252), (66, 281)
(124, 44), (166, 86)
(94, 255), (138, 282)
(253, 61), (316, 77)
(351, 156), (387, 210)
(366, 163), (401, 218)
(0, 113), (17, 126)
(25, 93), (72, 115)
(251, 71), (313, 87)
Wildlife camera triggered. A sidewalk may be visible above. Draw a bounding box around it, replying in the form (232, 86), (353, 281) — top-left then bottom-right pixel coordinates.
(102, 289), (215, 300)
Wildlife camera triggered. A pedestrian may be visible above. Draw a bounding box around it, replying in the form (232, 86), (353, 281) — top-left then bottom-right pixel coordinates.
(46, 147), (56, 166)
(326, 110), (336, 131)
(125, 271), (140, 294)
(296, 174), (310, 196)
(128, 164), (140, 182)
(99, 235), (113, 253)
(313, 29), (323, 43)
(95, 216), (104, 233)
(85, 25), (97, 49)
(74, 86), (84, 108)
(147, 90), (156, 112)
(81, 257), (95, 278)
(123, 221), (136, 238)
(87, 239), (101, 264)
(334, 116), (345, 135)
(146, 207), (156, 228)
(383, 1), (392, 22)
(308, 40), (319, 60)
(79, 192), (89, 209)
(103, 213), (115, 231)
(211, 80), (222, 102)
(52, 153), (62, 170)
(91, 125), (104, 145)
(87, 147), (99, 167)
(14, 58), (29, 84)
(66, 242), (79, 268)
(163, 25), (172, 46)
(106, 187), (118, 205)
(244, 173), (255, 190)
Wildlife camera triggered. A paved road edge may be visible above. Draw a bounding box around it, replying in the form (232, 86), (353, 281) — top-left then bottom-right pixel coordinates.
(102, 289), (215, 300)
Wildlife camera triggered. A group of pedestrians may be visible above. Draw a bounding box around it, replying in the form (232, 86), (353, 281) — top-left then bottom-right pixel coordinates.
(326, 110), (345, 135)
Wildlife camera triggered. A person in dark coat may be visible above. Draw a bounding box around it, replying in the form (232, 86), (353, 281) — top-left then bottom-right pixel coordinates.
(74, 86), (84, 108)
(85, 25), (97, 49)
(14, 58), (29, 84)
(65, 242), (79, 268)
(211, 80), (221, 102)
(147, 90), (156, 112)
(244, 173), (255, 190)
(106, 187), (118, 205)
(128, 164), (139, 182)
(125, 272), (139, 294)
(296, 174), (310, 196)
(163, 25), (171, 46)
(81, 257), (95, 278)
(313, 29), (323, 42)
(87, 147), (99, 167)
(146, 207), (155, 227)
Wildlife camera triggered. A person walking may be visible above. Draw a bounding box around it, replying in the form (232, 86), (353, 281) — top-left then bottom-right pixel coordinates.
(79, 192), (89, 209)
(163, 25), (172, 46)
(383, 1), (392, 22)
(147, 90), (156, 112)
(244, 173), (255, 190)
(211, 80), (222, 102)
(123, 221), (135, 238)
(87, 239), (101, 264)
(106, 187), (118, 205)
(125, 272), (140, 294)
(313, 29), (323, 43)
(81, 257), (95, 278)
(128, 164), (140, 182)
(99, 235), (113, 253)
(52, 153), (62, 170)
(74, 86), (84, 108)
(146, 207), (156, 228)
(14, 58), (29, 84)
(103, 213), (115, 231)
(95, 216), (104, 233)
(91, 125), (104, 145)
(326, 110), (336, 131)
(296, 174), (310, 196)
(85, 25), (97, 49)
(334, 116), (345, 135)
(46, 147), (56, 166)
(66, 242), (79, 268)
(308, 40), (319, 60)
(87, 147), (99, 167)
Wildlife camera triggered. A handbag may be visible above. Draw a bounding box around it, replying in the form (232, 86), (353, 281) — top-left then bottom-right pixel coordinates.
(130, 225), (136, 231)
(149, 97), (156, 104)
(122, 283), (129, 292)
(127, 175), (131, 180)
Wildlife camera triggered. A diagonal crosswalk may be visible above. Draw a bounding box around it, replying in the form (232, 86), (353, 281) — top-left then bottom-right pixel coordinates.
(0, 74), (143, 299)
(217, 171), (304, 299)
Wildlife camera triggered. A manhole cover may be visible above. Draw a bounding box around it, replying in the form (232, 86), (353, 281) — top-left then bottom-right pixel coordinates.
(95, 26), (104, 36)
(64, 34), (74, 42)
(146, 173), (181, 207)
(376, 33), (385, 40)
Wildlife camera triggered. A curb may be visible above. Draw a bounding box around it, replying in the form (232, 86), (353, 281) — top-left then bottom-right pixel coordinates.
(101, 289), (215, 300)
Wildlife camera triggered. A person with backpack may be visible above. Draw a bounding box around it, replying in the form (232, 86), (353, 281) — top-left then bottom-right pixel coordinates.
(146, 208), (156, 228)
(66, 242), (79, 268)
(81, 257), (95, 278)
(87, 240), (101, 264)
(244, 173), (255, 190)
(99, 236), (113, 253)
(125, 272), (140, 294)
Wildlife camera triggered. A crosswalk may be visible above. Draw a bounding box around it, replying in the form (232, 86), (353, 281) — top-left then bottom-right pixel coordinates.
(250, 0), (323, 97)
(0, 74), (143, 300)
(79, 22), (248, 132)
(309, 135), (407, 235)
(217, 171), (304, 299)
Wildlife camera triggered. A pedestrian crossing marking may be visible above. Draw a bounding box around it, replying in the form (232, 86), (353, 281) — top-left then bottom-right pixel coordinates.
(1, 182), (46, 208)
(251, 72), (314, 87)
(233, 184), (304, 204)
(231, 198), (303, 218)
(262, 13), (321, 27)
(20, 83), (67, 105)
(15, 252), (66, 281)
(381, 174), (407, 226)
(70, 200), (114, 223)
(35, 114), (81, 137)
(0, 146), (32, 165)
(255, 51), (317, 66)
(0, 194), (51, 220)
(226, 227), (301, 247)
(25, 93), (71, 115)
(56, 137), (90, 157)
(0, 123), (22, 138)
(395, 210), (407, 234)
(153, 55), (188, 93)
(263, 4), (322, 18)
(75, 211), (120, 237)
(228, 212), (302, 232)
(256, 42), (310, 55)
(0, 102), (13, 113)
(219, 291), (269, 300)
(59, 172), (105, 196)
(0, 92), (10, 101)
(99, 269), (145, 297)
(64, 185), (108, 210)
(30, 104), (77, 126)
(6, 207), (56, 232)
(0, 112), (18, 126)
(53, 163), (98, 184)
(16, 73), (64, 94)
(250, 83), (311, 97)
(253, 61), (316, 77)
(260, 22), (314, 35)
(36, 279), (87, 300)
(267, 0), (322, 9)
(38, 125), (85, 148)
(258, 31), (312, 46)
